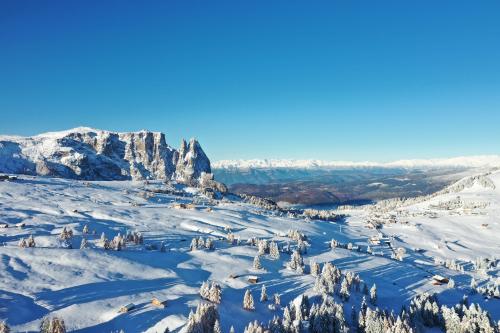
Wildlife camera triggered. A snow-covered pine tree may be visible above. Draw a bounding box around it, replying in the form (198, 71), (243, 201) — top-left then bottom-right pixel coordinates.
(205, 238), (215, 250)
(288, 250), (304, 272)
(330, 238), (338, 249)
(258, 239), (268, 255)
(18, 238), (27, 248)
(80, 238), (88, 249)
(269, 241), (280, 260)
(227, 232), (235, 245)
(314, 275), (328, 294)
(243, 289), (255, 310)
(190, 238), (198, 251)
(59, 227), (69, 240)
(260, 284), (268, 302)
(274, 293), (281, 307)
(200, 281), (211, 299)
(282, 306), (293, 331)
(447, 278), (455, 289)
(130, 231), (143, 245)
(27, 234), (36, 248)
(111, 233), (123, 251)
(213, 319), (221, 333)
(345, 271), (354, 288)
(470, 277), (478, 293)
(197, 237), (205, 249)
(353, 274), (361, 292)
(184, 303), (219, 333)
(309, 297), (347, 333)
(229, 326), (235, 333)
(253, 255), (262, 270)
(0, 321), (10, 333)
(209, 282), (222, 304)
(297, 239), (307, 254)
(310, 261), (320, 277)
(40, 317), (66, 333)
(244, 321), (268, 333)
(340, 277), (350, 302)
(370, 284), (377, 305)
(82, 224), (89, 234)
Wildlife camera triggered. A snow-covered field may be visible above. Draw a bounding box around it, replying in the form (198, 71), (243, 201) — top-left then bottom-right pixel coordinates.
(0, 170), (499, 332)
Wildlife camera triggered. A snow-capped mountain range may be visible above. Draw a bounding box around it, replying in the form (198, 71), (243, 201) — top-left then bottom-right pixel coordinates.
(213, 155), (500, 170)
(0, 127), (211, 182)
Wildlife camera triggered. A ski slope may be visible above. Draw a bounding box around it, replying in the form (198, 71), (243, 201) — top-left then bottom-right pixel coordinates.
(0, 171), (499, 332)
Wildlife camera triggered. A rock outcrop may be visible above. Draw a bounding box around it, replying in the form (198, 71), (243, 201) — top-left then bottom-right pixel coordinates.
(0, 127), (212, 183)
(175, 138), (211, 184)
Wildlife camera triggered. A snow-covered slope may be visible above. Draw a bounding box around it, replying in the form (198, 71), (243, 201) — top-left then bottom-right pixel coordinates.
(0, 170), (498, 332)
(213, 155), (500, 170)
(0, 127), (211, 182)
(360, 169), (500, 262)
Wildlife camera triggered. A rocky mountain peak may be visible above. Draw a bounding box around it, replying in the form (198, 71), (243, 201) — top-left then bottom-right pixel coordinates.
(175, 137), (211, 184)
(0, 127), (212, 183)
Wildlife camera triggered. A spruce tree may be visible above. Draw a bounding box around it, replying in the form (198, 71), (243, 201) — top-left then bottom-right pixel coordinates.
(260, 284), (268, 302)
(310, 261), (320, 277)
(40, 317), (66, 333)
(0, 321), (10, 333)
(200, 281), (210, 299)
(190, 238), (198, 251)
(274, 293), (281, 307)
(253, 255), (262, 270)
(80, 238), (88, 249)
(213, 319), (221, 333)
(209, 282), (222, 304)
(340, 278), (350, 302)
(243, 289), (255, 310)
(269, 241), (280, 260)
(370, 284), (377, 305)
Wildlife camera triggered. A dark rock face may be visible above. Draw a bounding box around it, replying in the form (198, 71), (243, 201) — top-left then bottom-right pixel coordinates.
(0, 128), (211, 182)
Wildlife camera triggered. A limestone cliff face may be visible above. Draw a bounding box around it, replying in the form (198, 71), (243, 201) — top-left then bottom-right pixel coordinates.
(0, 127), (211, 182)
(174, 138), (211, 184)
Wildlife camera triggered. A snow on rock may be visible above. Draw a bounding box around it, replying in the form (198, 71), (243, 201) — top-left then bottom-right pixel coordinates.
(0, 127), (211, 182)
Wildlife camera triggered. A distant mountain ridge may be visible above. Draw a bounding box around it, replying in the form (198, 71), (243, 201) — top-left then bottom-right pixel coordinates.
(213, 155), (500, 170)
(0, 127), (211, 182)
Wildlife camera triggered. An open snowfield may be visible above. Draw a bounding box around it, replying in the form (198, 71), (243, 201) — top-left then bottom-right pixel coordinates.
(0, 171), (499, 332)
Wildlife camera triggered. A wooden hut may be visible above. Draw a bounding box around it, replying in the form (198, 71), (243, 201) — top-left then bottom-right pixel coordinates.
(119, 303), (135, 313)
(151, 297), (167, 308)
(431, 275), (449, 285)
(248, 275), (259, 284)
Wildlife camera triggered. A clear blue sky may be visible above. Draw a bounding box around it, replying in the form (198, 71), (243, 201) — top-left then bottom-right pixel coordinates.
(1, 1), (499, 161)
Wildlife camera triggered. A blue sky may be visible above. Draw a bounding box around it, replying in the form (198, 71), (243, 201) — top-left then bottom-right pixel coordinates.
(1, 1), (499, 161)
